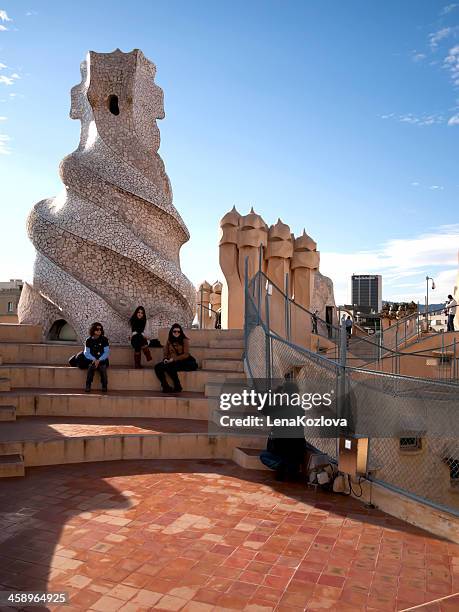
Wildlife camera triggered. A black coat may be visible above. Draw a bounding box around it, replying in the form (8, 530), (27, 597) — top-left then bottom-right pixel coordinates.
(85, 335), (109, 360)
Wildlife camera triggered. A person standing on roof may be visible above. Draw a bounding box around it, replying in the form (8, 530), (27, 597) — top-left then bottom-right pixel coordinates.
(446, 294), (457, 332)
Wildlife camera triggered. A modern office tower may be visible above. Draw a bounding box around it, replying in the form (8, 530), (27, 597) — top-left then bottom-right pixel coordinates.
(352, 274), (382, 313)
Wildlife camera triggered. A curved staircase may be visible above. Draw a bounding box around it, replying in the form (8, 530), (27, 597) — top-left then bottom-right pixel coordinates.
(0, 325), (265, 476)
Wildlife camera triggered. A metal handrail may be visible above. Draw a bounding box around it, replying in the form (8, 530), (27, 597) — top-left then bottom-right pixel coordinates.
(246, 267), (458, 378)
(196, 301), (221, 329)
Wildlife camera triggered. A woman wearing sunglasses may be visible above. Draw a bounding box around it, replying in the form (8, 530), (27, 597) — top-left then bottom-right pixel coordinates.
(154, 324), (197, 393)
(129, 305), (152, 369)
(83, 322), (110, 393)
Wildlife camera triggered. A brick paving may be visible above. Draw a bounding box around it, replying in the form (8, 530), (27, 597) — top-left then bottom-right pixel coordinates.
(0, 460), (458, 611)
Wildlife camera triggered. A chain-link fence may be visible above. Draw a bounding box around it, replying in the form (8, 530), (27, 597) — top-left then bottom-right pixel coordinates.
(244, 269), (459, 514)
(248, 270), (459, 381)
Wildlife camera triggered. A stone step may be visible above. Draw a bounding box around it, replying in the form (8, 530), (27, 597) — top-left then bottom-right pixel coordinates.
(0, 324), (42, 343)
(208, 338), (244, 349)
(205, 380), (245, 398)
(0, 405), (16, 421)
(233, 447), (269, 470)
(0, 417), (265, 467)
(159, 328), (244, 344)
(0, 343), (243, 366)
(1, 366), (243, 394)
(201, 358), (244, 372)
(0, 377), (11, 392)
(0, 453), (25, 478)
(1, 389), (210, 420)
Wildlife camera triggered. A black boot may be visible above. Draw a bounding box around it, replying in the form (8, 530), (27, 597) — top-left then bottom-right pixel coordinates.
(100, 363), (108, 392)
(134, 352), (142, 369)
(155, 363), (172, 392)
(85, 364), (95, 392)
(168, 366), (182, 392)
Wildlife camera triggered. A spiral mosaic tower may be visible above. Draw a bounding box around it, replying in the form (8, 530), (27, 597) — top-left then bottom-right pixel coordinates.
(18, 49), (195, 342)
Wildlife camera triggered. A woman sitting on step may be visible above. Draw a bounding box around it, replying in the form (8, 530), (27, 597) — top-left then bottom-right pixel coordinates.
(129, 306), (152, 369)
(154, 324), (197, 393)
(84, 322), (110, 393)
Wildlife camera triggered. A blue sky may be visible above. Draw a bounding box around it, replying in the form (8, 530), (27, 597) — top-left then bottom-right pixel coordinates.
(0, 0), (458, 305)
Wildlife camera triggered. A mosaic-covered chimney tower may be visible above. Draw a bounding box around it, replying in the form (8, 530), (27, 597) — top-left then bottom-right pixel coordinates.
(18, 49), (195, 342)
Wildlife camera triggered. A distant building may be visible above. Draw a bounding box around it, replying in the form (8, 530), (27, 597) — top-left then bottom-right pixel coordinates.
(429, 311), (448, 333)
(352, 274), (382, 314)
(0, 279), (23, 316)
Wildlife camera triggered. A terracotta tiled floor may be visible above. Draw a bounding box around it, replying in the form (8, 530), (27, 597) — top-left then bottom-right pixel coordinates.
(0, 460), (458, 611)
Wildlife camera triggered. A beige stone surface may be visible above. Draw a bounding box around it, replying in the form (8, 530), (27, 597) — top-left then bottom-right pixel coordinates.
(0, 454), (24, 478)
(0, 405), (15, 421)
(1, 365), (241, 393)
(18, 49), (195, 342)
(0, 323), (42, 343)
(218, 207), (336, 342)
(0, 428), (265, 468)
(355, 477), (459, 544)
(196, 280), (222, 329)
(0, 341), (243, 366)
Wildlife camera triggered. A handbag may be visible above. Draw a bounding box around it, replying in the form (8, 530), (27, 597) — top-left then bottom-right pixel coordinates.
(68, 351), (91, 369)
(69, 351), (110, 369)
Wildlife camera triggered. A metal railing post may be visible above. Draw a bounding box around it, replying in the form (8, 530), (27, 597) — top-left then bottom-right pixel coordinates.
(454, 338), (457, 380)
(243, 257), (249, 366)
(199, 287), (203, 329)
(337, 318), (347, 422)
(257, 272), (262, 324)
(284, 273), (290, 341)
(265, 291), (272, 383)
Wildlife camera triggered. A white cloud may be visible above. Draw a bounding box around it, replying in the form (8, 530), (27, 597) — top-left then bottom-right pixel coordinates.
(387, 113), (444, 126)
(0, 75), (14, 85)
(409, 182), (446, 191)
(430, 27), (454, 49)
(444, 44), (459, 85)
(10, 73), (20, 79)
(321, 225), (459, 304)
(0, 10), (11, 22)
(448, 112), (459, 124)
(0, 62), (6, 69)
(0, 25), (7, 31)
(412, 51), (426, 62)
(0, 115), (6, 120)
(26, 10), (37, 16)
(399, 114), (419, 124)
(441, 3), (458, 15)
(0, 132), (11, 154)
